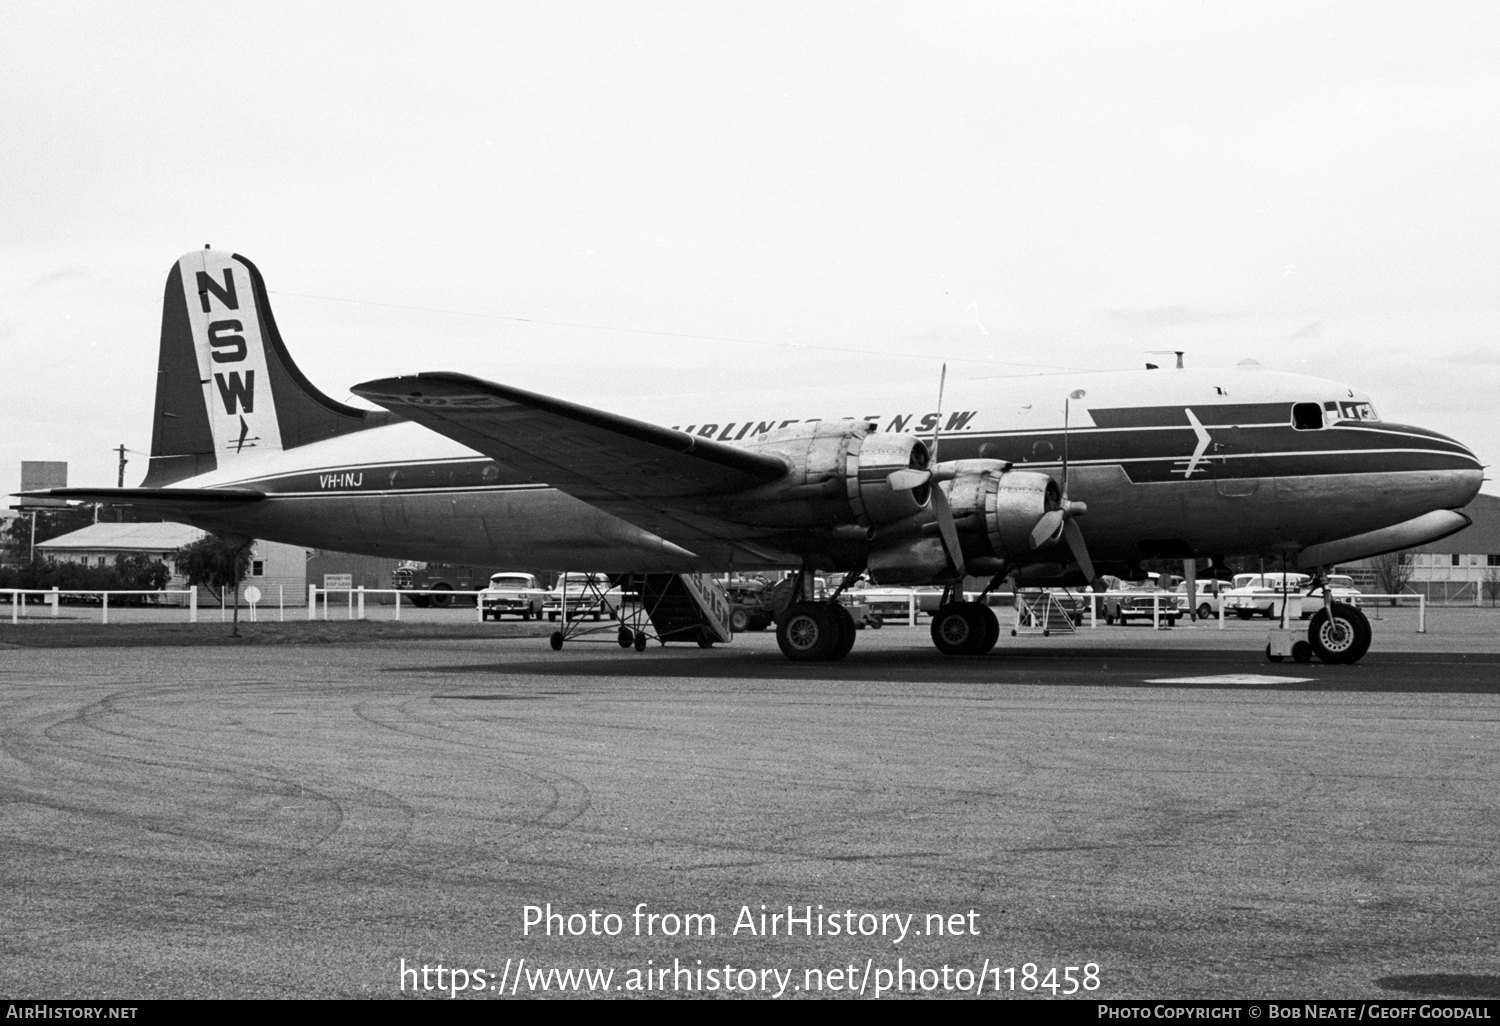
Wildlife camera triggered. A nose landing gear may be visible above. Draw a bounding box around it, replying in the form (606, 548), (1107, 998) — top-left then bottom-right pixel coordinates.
(1307, 601), (1372, 664)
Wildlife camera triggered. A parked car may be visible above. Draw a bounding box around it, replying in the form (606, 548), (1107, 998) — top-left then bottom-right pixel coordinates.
(1174, 579), (1233, 619)
(1223, 573), (1307, 620)
(847, 583), (945, 625)
(479, 572), (548, 621)
(1103, 580), (1181, 625)
(543, 573), (623, 621)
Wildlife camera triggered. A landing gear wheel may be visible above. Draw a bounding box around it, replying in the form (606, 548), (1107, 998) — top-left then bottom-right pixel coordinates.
(828, 603), (857, 662)
(633, 630), (648, 652)
(930, 603), (987, 656)
(1292, 640), (1313, 663)
(617, 626), (634, 649)
(549, 631), (564, 651)
(977, 604), (1000, 655)
(777, 602), (837, 661)
(1308, 602), (1372, 664)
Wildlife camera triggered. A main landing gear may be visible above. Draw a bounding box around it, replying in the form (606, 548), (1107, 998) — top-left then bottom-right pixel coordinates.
(928, 579), (1002, 657)
(776, 601), (857, 662)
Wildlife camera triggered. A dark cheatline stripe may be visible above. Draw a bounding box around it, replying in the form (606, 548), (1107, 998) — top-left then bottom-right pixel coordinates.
(1089, 403), (1292, 429)
(1115, 449), (1477, 484)
(948, 423), (1475, 467)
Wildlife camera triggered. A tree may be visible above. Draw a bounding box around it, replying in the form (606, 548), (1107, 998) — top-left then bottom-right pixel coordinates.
(172, 534), (254, 635)
(1370, 551), (1415, 605)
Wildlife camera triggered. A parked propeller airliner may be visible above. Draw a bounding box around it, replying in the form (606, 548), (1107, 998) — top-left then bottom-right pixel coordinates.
(23, 250), (1484, 663)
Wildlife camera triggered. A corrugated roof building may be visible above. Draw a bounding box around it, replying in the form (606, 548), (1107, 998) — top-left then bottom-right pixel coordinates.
(37, 523), (310, 606)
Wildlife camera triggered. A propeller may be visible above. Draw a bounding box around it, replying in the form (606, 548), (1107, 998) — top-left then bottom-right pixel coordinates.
(1053, 390), (1096, 584)
(925, 365), (966, 577)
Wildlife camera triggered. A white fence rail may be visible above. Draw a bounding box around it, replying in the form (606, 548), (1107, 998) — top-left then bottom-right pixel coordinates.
(2, 588), (199, 624)
(306, 585), (486, 621)
(0, 586), (300, 624)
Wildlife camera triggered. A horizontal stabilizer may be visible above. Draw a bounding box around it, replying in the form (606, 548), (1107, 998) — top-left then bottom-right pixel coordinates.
(17, 487), (265, 508)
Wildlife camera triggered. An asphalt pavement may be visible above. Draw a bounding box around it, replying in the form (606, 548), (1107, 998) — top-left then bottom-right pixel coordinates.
(1, 627), (1497, 999)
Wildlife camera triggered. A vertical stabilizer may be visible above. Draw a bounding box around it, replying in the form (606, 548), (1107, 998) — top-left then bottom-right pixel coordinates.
(142, 250), (396, 486)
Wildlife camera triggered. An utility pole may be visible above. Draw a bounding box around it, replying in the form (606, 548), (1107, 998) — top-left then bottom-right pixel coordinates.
(116, 445), (128, 521)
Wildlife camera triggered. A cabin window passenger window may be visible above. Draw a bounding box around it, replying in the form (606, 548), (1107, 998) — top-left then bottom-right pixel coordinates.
(1451, 554), (1461, 567)
(1292, 403), (1324, 430)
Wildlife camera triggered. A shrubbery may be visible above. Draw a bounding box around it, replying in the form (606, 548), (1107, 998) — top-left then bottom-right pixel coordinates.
(0, 554), (172, 602)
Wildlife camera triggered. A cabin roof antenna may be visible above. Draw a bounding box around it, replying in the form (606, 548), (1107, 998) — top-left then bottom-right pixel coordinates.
(1147, 350), (1185, 369)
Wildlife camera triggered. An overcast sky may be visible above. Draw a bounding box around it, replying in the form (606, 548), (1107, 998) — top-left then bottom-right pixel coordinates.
(3, 1), (1498, 503)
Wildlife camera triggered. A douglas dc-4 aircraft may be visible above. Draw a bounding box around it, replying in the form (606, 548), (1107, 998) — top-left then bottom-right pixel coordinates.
(23, 250), (1485, 663)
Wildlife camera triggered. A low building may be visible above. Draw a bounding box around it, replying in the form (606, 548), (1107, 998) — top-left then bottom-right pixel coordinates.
(36, 523), (310, 606)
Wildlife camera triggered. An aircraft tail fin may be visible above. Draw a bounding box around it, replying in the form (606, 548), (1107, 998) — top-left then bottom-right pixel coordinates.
(143, 249), (398, 486)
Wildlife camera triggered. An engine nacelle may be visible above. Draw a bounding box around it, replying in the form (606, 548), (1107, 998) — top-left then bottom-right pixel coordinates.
(948, 462), (1060, 562)
(867, 462), (1060, 584)
(710, 421), (931, 530)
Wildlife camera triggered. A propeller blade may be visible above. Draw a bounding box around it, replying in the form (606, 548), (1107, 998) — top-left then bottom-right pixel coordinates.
(930, 363), (948, 464)
(930, 481), (965, 576)
(1063, 518), (1095, 583)
(1029, 509), (1064, 550)
(886, 468), (932, 491)
(1062, 397), (1070, 499)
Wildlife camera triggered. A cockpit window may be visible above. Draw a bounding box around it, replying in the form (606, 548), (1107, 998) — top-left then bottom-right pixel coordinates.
(1292, 402), (1324, 430)
(1322, 400), (1381, 423)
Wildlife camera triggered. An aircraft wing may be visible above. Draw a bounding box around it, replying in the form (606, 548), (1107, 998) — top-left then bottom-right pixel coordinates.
(351, 372), (792, 558)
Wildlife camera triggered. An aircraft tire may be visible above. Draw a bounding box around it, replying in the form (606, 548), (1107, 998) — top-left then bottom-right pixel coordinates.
(977, 604), (1000, 655)
(1308, 602), (1372, 664)
(930, 603), (986, 656)
(549, 631), (564, 651)
(777, 602), (837, 661)
(828, 603), (857, 661)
